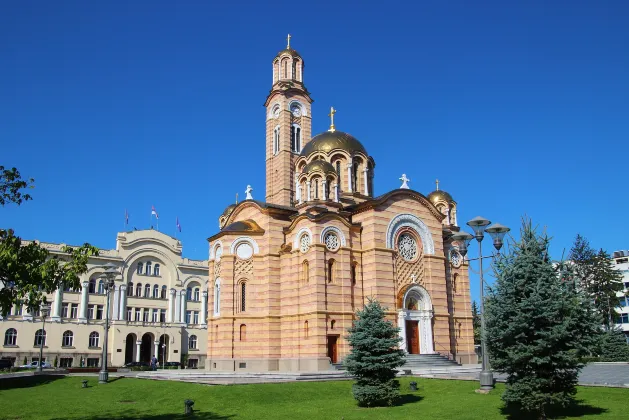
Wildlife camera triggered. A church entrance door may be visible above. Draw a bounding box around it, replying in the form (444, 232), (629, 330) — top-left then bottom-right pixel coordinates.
(406, 320), (420, 354)
(327, 335), (338, 363)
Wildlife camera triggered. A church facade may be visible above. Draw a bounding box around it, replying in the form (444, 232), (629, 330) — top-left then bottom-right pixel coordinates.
(206, 38), (476, 372)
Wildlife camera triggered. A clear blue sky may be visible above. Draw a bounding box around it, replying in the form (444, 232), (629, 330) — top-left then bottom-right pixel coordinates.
(2, 1), (628, 303)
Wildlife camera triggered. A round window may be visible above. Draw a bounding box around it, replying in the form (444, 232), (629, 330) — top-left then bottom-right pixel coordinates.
(235, 243), (253, 260)
(290, 103), (302, 117)
(299, 233), (311, 253)
(398, 233), (418, 261)
(324, 232), (340, 251)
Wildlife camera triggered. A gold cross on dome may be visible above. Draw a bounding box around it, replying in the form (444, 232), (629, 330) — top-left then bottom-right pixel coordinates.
(287, 34), (291, 49)
(328, 106), (336, 132)
(436, 179), (440, 191)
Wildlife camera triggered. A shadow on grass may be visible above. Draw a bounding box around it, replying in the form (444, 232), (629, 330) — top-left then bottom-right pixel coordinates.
(0, 375), (65, 390)
(396, 393), (423, 406)
(51, 412), (235, 420)
(501, 400), (608, 419)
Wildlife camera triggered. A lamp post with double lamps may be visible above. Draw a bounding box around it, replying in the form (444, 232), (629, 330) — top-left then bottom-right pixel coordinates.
(38, 303), (51, 372)
(450, 216), (510, 391)
(99, 263), (118, 384)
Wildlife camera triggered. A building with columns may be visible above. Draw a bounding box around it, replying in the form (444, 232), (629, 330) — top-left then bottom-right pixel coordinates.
(1, 229), (209, 368)
(206, 38), (475, 372)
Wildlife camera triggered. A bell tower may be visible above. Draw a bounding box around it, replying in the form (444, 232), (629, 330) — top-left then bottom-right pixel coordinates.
(264, 35), (313, 206)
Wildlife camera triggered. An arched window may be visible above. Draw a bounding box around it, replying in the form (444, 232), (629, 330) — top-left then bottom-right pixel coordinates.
(241, 282), (246, 312)
(353, 160), (359, 192)
(188, 335), (197, 349)
(351, 263), (357, 285)
(88, 279), (96, 294)
(331, 320), (336, 330)
(4, 328), (17, 346)
(97, 280), (104, 295)
(240, 324), (246, 341)
(144, 284), (151, 298)
(89, 331), (99, 348)
(273, 126), (280, 155)
(302, 260), (309, 284)
(453, 273), (458, 293)
(62, 330), (74, 347)
(304, 321), (309, 338)
(145, 262), (152, 275)
(161, 285), (167, 299)
(154, 264), (160, 276)
(136, 283), (142, 297)
(283, 59), (287, 78)
(214, 280), (221, 315)
(186, 287), (192, 300)
(136, 263), (143, 275)
(291, 124), (301, 152)
(34, 329), (46, 346)
(194, 288), (200, 302)
(153, 285), (159, 299)
(127, 283), (133, 297)
(314, 179), (319, 199)
(327, 260), (335, 283)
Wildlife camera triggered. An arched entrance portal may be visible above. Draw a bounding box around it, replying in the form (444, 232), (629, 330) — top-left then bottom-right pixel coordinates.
(158, 334), (169, 364)
(140, 333), (153, 363)
(398, 285), (434, 354)
(124, 333), (137, 364)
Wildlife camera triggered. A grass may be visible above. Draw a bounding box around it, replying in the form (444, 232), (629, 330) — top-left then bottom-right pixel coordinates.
(0, 375), (627, 420)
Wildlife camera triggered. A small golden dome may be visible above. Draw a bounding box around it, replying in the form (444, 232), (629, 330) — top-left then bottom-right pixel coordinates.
(221, 219), (264, 234)
(427, 190), (454, 205)
(276, 48), (301, 59)
(220, 204), (237, 218)
(302, 159), (336, 175)
(300, 131), (368, 157)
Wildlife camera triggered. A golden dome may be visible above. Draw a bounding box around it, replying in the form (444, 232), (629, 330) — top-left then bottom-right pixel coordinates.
(302, 159), (336, 175)
(300, 131), (368, 157)
(220, 204), (236, 218)
(222, 219), (264, 234)
(427, 190), (454, 205)
(276, 48), (301, 59)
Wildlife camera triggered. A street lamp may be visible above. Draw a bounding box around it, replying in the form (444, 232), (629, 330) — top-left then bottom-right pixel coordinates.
(450, 216), (510, 391)
(99, 262), (118, 384)
(38, 303), (51, 372)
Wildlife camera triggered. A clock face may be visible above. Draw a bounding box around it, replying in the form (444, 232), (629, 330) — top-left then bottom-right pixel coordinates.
(273, 107), (280, 118)
(290, 104), (302, 117)
(451, 250), (463, 268)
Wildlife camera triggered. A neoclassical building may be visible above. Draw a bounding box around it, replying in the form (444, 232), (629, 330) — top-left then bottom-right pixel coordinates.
(1, 230), (209, 368)
(206, 38), (475, 372)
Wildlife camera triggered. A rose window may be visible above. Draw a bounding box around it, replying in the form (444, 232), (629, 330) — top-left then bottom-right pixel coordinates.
(398, 233), (418, 261)
(299, 234), (311, 253)
(324, 232), (340, 251)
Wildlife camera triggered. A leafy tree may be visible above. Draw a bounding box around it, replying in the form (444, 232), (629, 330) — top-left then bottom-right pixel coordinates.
(0, 166), (98, 315)
(344, 298), (405, 407)
(598, 328), (629, 362)
(471, 300), (481, 345)
(486, 220), (598, 419)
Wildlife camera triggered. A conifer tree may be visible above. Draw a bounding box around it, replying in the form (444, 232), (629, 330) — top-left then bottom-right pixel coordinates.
(599, 328), (629, 362)
(344, 298), (405, 407)
(485, 220), (597, 419)
(471, 300), (481, 345)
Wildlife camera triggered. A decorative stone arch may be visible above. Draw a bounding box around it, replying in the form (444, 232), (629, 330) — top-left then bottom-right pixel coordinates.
(267, 102), (281, 120)
(397, 284), (434, 355)
(320, 226), (347, 247)
(124, 249), (179, 286)
(292, 227), (313, 250)
(287, 99), (308, 116)
(182, 276), (204, 289)
(386, 213), (435, 255)
(209, 240), (223, 261)
(229, 236), (260, 258)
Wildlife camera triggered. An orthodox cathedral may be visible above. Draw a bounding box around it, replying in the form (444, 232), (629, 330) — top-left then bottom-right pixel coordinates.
(206, 37), (475, 371)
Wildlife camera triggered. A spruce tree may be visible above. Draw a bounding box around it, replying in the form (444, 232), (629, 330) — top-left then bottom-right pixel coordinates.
(472, 300), (481, 345)
(599, 328), (629, 362)
(485, 220), (597, 419)
(344, 298), (405, 407)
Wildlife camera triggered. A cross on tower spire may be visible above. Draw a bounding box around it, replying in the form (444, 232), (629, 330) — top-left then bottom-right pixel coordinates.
(436, 179), (440, 191)
(287, 34), (291, 49)
(328, 106), (336, 132)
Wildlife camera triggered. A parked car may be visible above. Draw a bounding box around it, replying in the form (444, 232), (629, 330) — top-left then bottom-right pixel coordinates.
(0, 359), (14, 369)
(124, 361), (150, 368)
(19, 361), (52, 369)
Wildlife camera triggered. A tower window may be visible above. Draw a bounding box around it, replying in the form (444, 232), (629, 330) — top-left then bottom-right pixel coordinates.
(273, 126), (280, 155)
(291, 125), (301, 152)
(328, 260), (335, 283)
(241, 282), (246, 312)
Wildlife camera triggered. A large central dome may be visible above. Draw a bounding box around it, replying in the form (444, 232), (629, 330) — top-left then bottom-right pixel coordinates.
(300, 130), (368, 157)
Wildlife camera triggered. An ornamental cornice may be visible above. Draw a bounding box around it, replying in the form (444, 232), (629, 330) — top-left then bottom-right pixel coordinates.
(347, 189), (445, 221)
(283, 212), (356, 234)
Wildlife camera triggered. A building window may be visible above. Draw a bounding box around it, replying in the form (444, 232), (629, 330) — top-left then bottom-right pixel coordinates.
(86, 358), (99, 368)
(136, 263), (143, 274)
(324, 232), (340, 251)
(188, 335), (197, 350)
(302, 260), (309, 284)
(186, 288), (192, 300)
(214, 280), (221, 315)
(161, 285), (167, 299)
(70, 304), (78, 319)
(194, 288), (200, 302)
(89, 331), (99, 348)
(193, 311), (199, 325)
(127, 307), (132, 321)
(241, 282), (246, 312)
(88, 279), (96, 294)
(187, 359), (198, 368)
(142, 308), (149, 322)
(4, 328), (17, 346)
(331, 320), (336, 330)
(14, 304), (23, 316)
(273, 126), (280, 155)
(144, 284), (151, 298)
(154, 264), (160, 276)
(145, 262), (152, 275)
(135, 308), (141, 321)
(33, 308), (41, 318)
(304, 321), (309, 338)
(314, 179), (319, 199)
(453, 273), (458, 293)
(160, 309), (166, 323)
(327, 260), (335, 283)
(620, 313), (629, 324)
(98, 280), (104, 294)
(87, 306), (94, 320)
(186, 311), (192, 324)
(127, 282), (134, 296)
(136, 283), (142, 297)
(291, 125), (301, 152)
(619, 298), (628, 307)
(62, 331), (74, 347)
(398, 233), (419, 262)
(61, 303), (69, 318)
(351, 264), (357, 285)
(153, 285), (159, 298)
(60, 358), (73, 368)
(96, 305), (103, 320)
(240, 324), (246, 341)
(152, 310), (158, 323)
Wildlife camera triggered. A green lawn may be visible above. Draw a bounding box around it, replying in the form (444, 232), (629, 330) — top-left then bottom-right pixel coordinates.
(0, 375), (626, 420)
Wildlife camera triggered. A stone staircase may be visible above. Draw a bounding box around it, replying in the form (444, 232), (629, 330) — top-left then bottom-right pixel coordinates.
(400, 354), (481, 377)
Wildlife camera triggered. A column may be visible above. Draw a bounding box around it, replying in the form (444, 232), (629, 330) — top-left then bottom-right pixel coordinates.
(398, 311), (407, 353)
(168, 289), (176, 322)
(306, 181), (311, 201)
(334, 183), (339, 202)
(295, 175), (301, 202)
(298, 185), (303, 204)
(180, 291), (187, 324)
(322, 179), (327, 200)
(135, 340), (141, 362)
(79, 280), (89, 323)
(363, 168), (369, 196)
(52, 288), (63, 322)
(201, 291), (208, 326)
(118, 285), (127, 320)
(421, 312), (435, 354)
(153, 340), (159, 358)
(347, 163), (353, 193)
(112, 285), (120, 321)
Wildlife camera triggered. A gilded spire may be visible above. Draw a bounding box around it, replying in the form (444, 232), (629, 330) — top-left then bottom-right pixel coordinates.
(435, 179), (440, 191)
(287, 34), (291, 49)
(328, 106), (336, 132)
